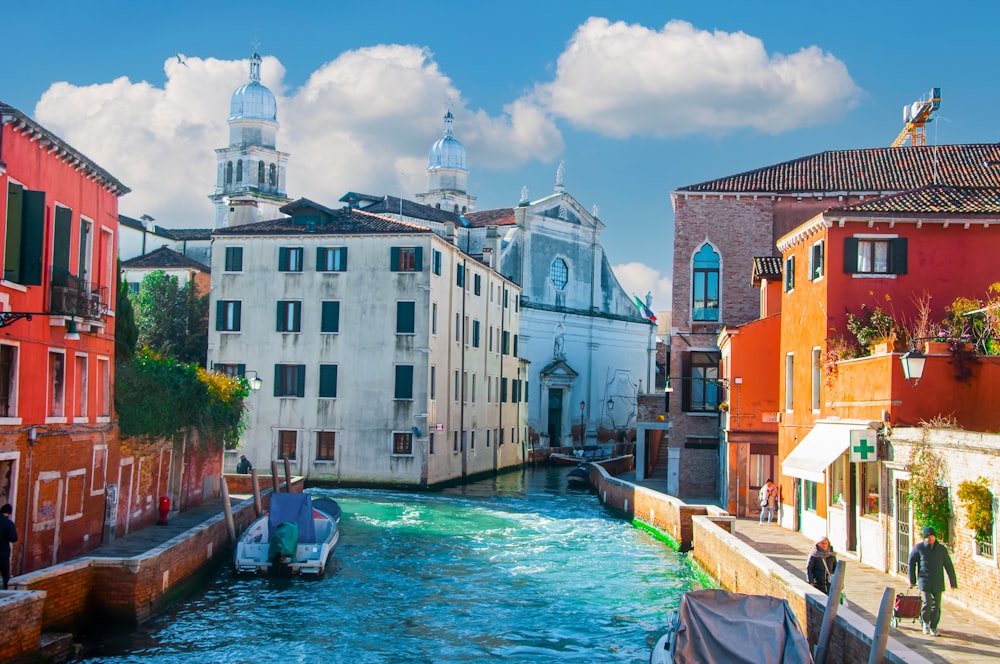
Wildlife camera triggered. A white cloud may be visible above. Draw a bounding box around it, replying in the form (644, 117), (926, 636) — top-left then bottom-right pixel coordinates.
(534, 17), (863, 139)
(33, 47), (562, 227)
(612, 262), (672, 313)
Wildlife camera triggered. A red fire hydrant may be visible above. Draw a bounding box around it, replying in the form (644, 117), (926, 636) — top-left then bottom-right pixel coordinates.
(158, 496), (171, 525)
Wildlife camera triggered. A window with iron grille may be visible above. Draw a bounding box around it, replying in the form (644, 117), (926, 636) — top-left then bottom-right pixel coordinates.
(278, 430), (297, 460)
(392, 431), (413, 455)
(316, 431), (336, 461)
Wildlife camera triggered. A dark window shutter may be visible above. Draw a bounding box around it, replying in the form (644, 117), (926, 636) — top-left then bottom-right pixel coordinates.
(843, 238), (859, 274)
(296, 365), (306, 397)
(397, 302), (415, 333)
(891, 238), (908, 275)
(52, 206), (73, 287)
(276, 301), (285, 331)
(320, 365), (338, 398)
(395, 365), (413, 399)
(414, 247), (423, 271)
(322, 301), (340, 332)
(278, 247), (288, 271)
(340, 247), (348, 271)
(293, 302), (301, 331)
(20, 191), (47, 285)
(3, 183), (24, 282)
(390, 247), (400, 271)
(233, 302), (241, 331)
(316, 247), (326, 271)
(501, 378), (508, 402)
(237, 364), (246, 377)
(513, 335), (518, 356)
(681, 352), (692, 412)
(274, 365), (282, 396)
(216, 301), (225, 330)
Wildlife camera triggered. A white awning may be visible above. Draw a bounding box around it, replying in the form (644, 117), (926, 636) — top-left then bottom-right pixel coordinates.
(781, 421), (875, 483)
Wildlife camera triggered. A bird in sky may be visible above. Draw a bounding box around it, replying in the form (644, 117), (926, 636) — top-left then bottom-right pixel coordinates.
(176, 54), (188, 67)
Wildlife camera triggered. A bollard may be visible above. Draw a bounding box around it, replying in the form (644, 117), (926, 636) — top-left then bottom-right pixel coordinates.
(157, 496), (170, 525)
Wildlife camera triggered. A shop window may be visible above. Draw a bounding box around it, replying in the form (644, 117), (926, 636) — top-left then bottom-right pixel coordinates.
(804, 480), (818, 512)
(829, 455), (847, 508)
(862, 463), (880, 516)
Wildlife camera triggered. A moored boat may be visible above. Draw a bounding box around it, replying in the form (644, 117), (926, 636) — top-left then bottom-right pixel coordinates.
(566, 464), (590, 488)
(235, 492), (341, 576)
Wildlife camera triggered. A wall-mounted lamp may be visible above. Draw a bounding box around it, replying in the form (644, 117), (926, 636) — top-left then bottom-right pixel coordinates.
(64, 319), (80, 341)
(900, 348), (926, 387)
(245, 370), (263, 391)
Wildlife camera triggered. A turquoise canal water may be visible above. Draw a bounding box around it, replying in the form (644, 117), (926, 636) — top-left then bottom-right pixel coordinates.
(81, 467), (699, 663)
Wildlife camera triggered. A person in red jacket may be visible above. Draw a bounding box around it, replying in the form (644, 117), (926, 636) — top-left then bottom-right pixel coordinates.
(908, 526), (957, 636)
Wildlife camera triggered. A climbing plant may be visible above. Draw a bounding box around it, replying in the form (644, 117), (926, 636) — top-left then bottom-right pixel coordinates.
(905, 436), (952, 543)
(957, 477), (995, 541)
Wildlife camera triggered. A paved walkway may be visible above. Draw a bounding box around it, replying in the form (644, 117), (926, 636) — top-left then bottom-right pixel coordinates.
(622, 472), (1000, 663)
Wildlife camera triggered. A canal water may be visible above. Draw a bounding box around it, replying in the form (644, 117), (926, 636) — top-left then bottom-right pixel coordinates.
(81, 467), (699, 663)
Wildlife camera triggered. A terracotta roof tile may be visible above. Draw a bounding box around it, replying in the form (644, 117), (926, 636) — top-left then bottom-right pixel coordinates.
(827, 185), (1000, 216)
(676, 144), (1000, 194)
(465, 208), (516, 227)
(752, 256), (782, 285)
(121, 246), (210, 271)
(212, 204), (429, 237)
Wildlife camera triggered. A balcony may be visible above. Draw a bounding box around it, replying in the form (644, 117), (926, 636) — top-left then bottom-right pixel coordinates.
(49, 271), (107, 322)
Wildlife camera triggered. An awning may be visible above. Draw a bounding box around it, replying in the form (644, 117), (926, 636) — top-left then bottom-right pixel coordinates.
(781, 421), (875, 483)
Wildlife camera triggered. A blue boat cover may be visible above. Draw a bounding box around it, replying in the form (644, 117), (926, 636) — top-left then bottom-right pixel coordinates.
(268, 493), (316, 543)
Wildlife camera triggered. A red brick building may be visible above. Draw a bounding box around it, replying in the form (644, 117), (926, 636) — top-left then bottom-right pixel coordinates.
(1, 102), (128, 572)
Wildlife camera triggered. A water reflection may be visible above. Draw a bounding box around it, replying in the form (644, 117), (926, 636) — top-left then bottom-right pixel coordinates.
(81, 466), (696, 663)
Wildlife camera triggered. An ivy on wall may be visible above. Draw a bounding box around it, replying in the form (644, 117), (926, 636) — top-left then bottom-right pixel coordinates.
(905, 437), (952, 542)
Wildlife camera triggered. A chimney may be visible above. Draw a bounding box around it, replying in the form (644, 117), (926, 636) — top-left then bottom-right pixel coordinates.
(445, 222), (457, 245)
(485, 226), (499, 269)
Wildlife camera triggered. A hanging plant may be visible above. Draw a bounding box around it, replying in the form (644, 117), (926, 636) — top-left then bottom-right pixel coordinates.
(957, 477), (994, 541)
(905, 437), (952, 542)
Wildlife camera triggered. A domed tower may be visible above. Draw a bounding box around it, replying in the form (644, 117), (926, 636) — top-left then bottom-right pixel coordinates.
(209, 48), (291, 227)
(415, 110), (476, 214)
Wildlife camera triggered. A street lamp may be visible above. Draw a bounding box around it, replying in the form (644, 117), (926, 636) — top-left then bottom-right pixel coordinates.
(245, 370), (263, 391)
(579, 400), (586, 445)
(900, 348), (926, 386)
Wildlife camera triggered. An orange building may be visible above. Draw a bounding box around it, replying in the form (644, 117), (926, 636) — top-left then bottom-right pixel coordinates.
(776, 185), (1000, 568)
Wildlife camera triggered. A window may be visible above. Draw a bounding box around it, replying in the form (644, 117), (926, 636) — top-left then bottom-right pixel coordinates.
(278, 430), (297, 460)
(430, 366), (436, 400)
(474, 273), (481, 296)
(74, 354), (88, 419)
(804, 480), (818, 512)
(214, 363), (246, 378)
(456, 263), (465, 287)
(811, 348), (821, 411)
(49, 351), (65, 418)
(276, 301), (302, 333)
(455, 313), (460, 342)
(503, 331), (510, 355)
(269, 163), (277, 187)
(503, 288), (509, 308)
(316, 431), (336, 461)
(550, 258), (568, 290)
(393, 432), (413, 456)
(472, 320), (480, 347)
(692, 244), (720, 321)
(78, 218), (93, 283)
(97, 357), (110, 417)
(429, 433), (435, 455)
(810, 241), (824, 280)
(236, 159), (243, 183)
(317, 247), (348, 272)
(862, 462), (879, 517)
(829, 454), (847, 508)
(785, 353), (794, 411)
(784, 256), (795, 292)
(0, 344), (18, 418)
(225, 161), (233, 185)
(321, 301), (340, 333)
(464, 316), (469, 346)
(4, 182), (45, 285)
(844, 237), (907, 275)
(453, 431), (459, 452)
(454, 371), (459, 401)
(471, 374), (477, 403)
(216, 301), (242, 332)
(319, 365), (338, 398)
(394, 365), (414, 400)
(278, 246), (303, 272)
(501, 377), (508, 402)
(432, 303), (438, 335)
(470, 431), (476, 450)
(224, 246), (243, 272)
(513, 335), (518, 356)
(432, 249), (442, 275)
(397, 301), (416, 334)
(390, 247), (422, 272)
(462, 371), (468, 402)
(681, 351), (721, 412)
(258, 161), (265, 187)
(975, 497), (997, 559)
(274, 364), (305, 397)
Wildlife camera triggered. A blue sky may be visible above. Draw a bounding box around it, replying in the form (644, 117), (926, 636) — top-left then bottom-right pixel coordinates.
(4, 1), (1000, 311)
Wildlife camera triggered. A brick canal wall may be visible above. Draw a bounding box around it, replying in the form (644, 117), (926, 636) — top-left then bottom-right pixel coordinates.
(591, 464), (929, 664)
(0, 478), (304, 660)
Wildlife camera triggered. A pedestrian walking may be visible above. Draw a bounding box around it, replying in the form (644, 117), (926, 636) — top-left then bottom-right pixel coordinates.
(806, 536), (837, 594)
(758, 479), (777, 525)
(0, 503), (17, 590)
(908, 526), (957, 636)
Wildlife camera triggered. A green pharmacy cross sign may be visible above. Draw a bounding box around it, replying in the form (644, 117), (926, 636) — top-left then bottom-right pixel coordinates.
(850, 429), (877, 463)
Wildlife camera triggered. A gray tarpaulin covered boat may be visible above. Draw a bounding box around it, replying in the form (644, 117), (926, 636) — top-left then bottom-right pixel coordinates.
(650, 589), (813, 664)
(235, 493), (341, 576)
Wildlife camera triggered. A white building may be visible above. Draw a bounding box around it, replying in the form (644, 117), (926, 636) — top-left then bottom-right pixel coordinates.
(209, 49), (290, 228)
(208, 199), (526, 487)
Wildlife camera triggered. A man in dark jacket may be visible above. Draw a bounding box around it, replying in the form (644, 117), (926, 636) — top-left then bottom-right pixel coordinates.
(908, 526), (957, 636)
(0, 503), (17, 589)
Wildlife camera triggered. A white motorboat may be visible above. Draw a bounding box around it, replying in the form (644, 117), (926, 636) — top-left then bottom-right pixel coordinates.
(235, 493), (341, 576)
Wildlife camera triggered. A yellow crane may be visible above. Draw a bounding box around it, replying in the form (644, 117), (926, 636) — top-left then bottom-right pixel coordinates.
(891, 87), (941, 147)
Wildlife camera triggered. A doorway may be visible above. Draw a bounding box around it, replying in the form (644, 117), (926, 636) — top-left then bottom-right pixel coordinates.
(547, 388), (563, 446)
(896, 479), (911, 575)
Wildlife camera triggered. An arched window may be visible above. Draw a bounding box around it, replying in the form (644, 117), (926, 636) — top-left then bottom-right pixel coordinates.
(692, 244), (720, 321)
(225, 161), (233, 185)
(236, 160), (243, 183)
(436, 203), (441, 209)
(258, 161), (265, 187)
(269, 163), (277, 187)
(550, 258), (568, 291)
(453, 204), (459, 213)
(462, 206), (467, 213)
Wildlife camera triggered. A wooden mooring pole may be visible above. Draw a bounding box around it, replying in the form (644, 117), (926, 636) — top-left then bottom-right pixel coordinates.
(220, 477), (235, 543)
(868, 587), (894, 664)
(283, 458), (292, 491)
(271, 460), (280, 493)
(813, 561), (846, 664)
(251, 469), (262, 517)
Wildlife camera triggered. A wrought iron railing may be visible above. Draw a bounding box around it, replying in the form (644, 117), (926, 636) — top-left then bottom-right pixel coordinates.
(49, 270), (107, 321)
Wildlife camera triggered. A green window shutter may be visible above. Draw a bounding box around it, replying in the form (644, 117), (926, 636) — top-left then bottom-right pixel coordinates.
(278, 247), (289, 271)
(395, 365), (413, 399)
(237, 364), (246, 376)
(233, 302), (241, 331)
(501, 378), (507, 402)
(891, 238), (908, 275)
(681, 352), (692, 412)
(4, 183), (24, 282)
(274, 365), (283, 396)
(296, 365), (306, 397)
(293, 302), (301, 331)
(276, 301), (285, 331)
(319, 365), (338, 398)
(513, 334), (518, 356)
(52, 206), (73, 288)
(397, 302), (415, 333)
(216, 301), (225, 330)
(322, 301), (340, 332)
(843, 237), (859, 274)
(390, 247), (400, 271)
(316, 247), (326, 271)
(340, 247), (348, 271)
(414, 247), (423, 271)
(21, 189), (46, 285)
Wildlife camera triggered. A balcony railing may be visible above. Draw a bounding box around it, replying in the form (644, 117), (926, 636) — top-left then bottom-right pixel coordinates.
(49, 271), (107, 322)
